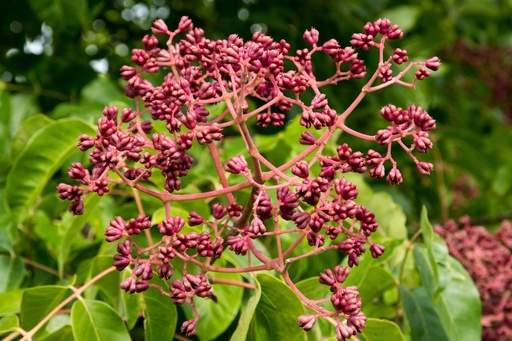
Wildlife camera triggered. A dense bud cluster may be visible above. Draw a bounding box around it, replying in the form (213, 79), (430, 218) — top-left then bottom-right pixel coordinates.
(436, 218), (512, 341)
(58, 16), (439, 338)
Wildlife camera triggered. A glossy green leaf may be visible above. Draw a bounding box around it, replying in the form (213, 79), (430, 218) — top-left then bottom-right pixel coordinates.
(0, 315), (19, 334)
(0, 255), (25, 292)
(142, 285), (177, 341)
(432, 257), (481, 341)
(402, 255), (481, 341)
(70, 299), (131, 341)
(183, 267), (244, 340)
(10, 114), (53, 158)
(20, 286), (72, 330)
(247, 274), (306, 341)
(5, 118), (95, 223)
(0, 290), (23, 316)
(230, 278), (261, 341)
(360, 318), (405, 341)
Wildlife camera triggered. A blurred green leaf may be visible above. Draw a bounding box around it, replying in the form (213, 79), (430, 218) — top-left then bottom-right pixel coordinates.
(0, 315), (19, 334)
(80, 77), (126, 106)
(0, 255), (25, 292)
(0, 290), (23, 316)
(360, 318), (405, 341)
(381, 5), (420, 33)
(5, 118), (95, 223)
(27, 0), (87, 34)
(39, 325), (73, 341)
(8, 94), (39, 138)
(70, 299), (131, 341)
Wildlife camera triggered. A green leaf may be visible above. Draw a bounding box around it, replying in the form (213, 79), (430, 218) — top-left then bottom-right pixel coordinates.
(70, 299), (131, 341)
(20, 286), (72, 330)
(142, 285), (177, 341)
(432, 257), (481, 341)
(417, 207), (449, 300)
(5, 118), (95, 223)
(0, 315), (19, 334)
(0, 290), (23, 316)
(402, 256), (481, 341)
(8, 93), (39, 138)
(247, 274), (306, 341)
(183, 267), (244, 340)
(344, 174), (407, 241)
(419, 206), (434, 249)
(122, 287), (143, 331)
(80, 78), (127, 106)
(360, 318), (405, 341)
(400, 286), (449, 341)
(88, 256), (122, 310)
(28, 0), (87, 34)
(0, 255), (25, 292)
(58, 194), (103, 277)
(344, 263), (397, 312)
(230, 278), (261, 341)
(10, 114), (54, 158)
(39, 325), (74, 341)
(295, 277), (333, 339)
(381, 5), (421, 33)
(416, 208), (450, 300)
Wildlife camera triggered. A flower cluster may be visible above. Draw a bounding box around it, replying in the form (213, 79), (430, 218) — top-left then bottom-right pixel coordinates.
(435, 218), (512, 341)
(58, 16), (439, 339)
(298, 265), (366, 339)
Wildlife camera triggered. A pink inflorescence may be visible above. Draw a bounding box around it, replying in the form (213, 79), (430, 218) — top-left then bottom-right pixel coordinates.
(58, 16), (440, 339)
(436, 218), (512, 341)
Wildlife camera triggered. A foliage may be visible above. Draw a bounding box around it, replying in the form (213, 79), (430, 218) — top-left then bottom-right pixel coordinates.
(1, 0), (509, 340)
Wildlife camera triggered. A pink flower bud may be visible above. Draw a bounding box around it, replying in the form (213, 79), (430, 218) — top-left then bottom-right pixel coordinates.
(298, 315), (317, 331)
(152, 19), (168, 35)
(416, 162), (434, 175)
(386, 167), (403, 185)
(178, 16), (193, 32)
(425, 56), (441, 71)
(225, 155), (248, 174)
(303, 28), (319, 45)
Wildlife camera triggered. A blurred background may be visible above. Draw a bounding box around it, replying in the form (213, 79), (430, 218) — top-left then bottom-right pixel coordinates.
(1, 0), (511, 227)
